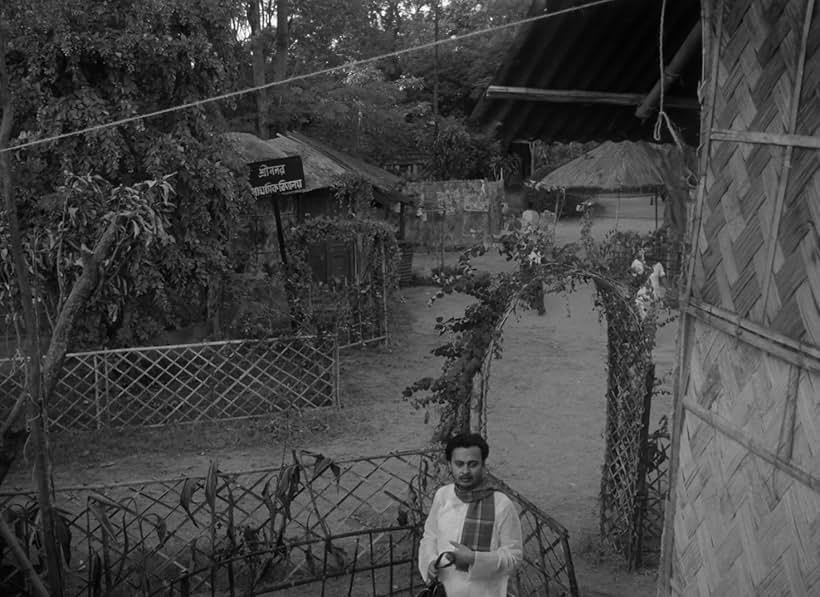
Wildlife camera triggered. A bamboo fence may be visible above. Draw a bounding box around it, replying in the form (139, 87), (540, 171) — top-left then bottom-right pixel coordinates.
(0, 335), (339, 433)
(661, 0), (820, 594)
(0, 450), (579, 597)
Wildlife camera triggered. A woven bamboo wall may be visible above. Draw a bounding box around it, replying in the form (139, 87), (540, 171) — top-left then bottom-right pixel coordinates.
(662, 0), (820, 595)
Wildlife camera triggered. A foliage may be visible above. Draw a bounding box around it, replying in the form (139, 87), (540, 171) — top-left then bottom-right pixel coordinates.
(77, 452), (346, 595)
(425, 117), (504, 181)
(229, 0), (527, 169)
(231, 216), (401, 340)
(331, 173), (376, 216)
(2, 0), (252, 348)
(0, 498), (73, 588)
(284, 216), (400, 336)
(0, 173), (176, 343)
(403, 215), (673, 441)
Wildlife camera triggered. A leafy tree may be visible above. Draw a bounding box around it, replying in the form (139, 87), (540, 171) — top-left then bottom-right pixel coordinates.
(229, 0), (527, 170)
(425, 116), (505, 180)
(2, 0), (252, 348)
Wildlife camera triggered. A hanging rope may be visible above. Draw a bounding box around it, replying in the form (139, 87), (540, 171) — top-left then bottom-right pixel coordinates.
(653, 0), (669, 142)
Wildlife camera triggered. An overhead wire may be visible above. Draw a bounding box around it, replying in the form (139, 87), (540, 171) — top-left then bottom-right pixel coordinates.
(0, 0), (621, 155)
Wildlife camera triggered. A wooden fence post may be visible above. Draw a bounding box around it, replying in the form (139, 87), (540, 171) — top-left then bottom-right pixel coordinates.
(381, 240), (389, 345)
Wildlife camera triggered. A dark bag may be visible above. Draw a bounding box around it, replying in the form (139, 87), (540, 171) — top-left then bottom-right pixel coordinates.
(416, 552), (454, 597)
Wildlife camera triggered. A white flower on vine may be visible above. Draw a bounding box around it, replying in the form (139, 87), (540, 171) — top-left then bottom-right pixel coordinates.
(648, 262), (666, 300)
(630, 259), (645, 275)
(635, 287), (652, 319)
(527, 250), (542, 266)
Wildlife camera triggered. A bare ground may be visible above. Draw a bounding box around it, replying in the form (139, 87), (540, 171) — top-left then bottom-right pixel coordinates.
(6, 218), (678, 597)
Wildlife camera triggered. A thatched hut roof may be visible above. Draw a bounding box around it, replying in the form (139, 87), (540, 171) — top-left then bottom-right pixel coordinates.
(225, 131), (347, 195)
(532, 141), (688, 193)
(224, 131), (413, 205)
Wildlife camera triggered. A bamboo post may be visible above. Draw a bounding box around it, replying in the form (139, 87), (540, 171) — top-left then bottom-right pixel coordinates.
(368, 531), (377, 596)
(380, 240), (389, 345)
(562, 533), (580, 597)
(660, 0), (724, 592)
(320, 536), (329, 597)
(439, 207), (445, 271)
(408, 531), (416, 594)
(334, 338), (341, 407)
(654, 190), (659, 231)
(388, 534), (394, 593)
(345, 537), (360, 597)
(0, 516), (50, 597)
(94, 354), (102, 430)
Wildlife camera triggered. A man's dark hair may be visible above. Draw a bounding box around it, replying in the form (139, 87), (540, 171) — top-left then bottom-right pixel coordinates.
(445, 433), (489, 462)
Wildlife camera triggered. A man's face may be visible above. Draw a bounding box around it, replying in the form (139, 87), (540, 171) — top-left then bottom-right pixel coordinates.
(449, 446), (485, 490)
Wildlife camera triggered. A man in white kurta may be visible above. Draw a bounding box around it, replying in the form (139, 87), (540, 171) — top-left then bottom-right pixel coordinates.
(418, 433), (523, 597)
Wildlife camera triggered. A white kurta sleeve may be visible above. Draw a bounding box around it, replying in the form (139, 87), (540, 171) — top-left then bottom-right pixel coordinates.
(418, 488), (444, 582)
(466, 499), (523, 581)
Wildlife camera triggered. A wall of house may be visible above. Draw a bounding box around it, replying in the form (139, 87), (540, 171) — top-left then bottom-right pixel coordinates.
(663, 1), (820, 595)
(401, 179), (504, 250)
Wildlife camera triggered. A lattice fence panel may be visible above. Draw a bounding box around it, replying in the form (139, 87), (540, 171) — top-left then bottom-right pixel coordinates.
(0, 450), (579, 597)
(597, 284), (657, 568)
(0, 354), (26, 424)
(0, 336), (338, 433)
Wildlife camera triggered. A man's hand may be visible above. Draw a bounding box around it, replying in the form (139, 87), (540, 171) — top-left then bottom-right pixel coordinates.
(427, 552), (454, 580)
(448, 541), (476, 570)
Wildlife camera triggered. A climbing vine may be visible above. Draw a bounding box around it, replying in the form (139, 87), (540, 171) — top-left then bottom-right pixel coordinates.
(403, 213), (675, 442)
(284, 217), (400, 337)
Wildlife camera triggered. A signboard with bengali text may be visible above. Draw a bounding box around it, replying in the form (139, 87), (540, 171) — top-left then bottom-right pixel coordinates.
(248, 156), (305, 197)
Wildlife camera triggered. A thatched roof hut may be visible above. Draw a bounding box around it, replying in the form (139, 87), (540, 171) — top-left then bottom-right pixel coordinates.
(661, 1), (820, 595)
(224, 130), (414, 225)
(533, 141), (674, 193)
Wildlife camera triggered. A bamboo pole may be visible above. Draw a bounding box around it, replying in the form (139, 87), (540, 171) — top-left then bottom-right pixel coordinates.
(659, 0), (725, 592)
(709, 128), (820, 149)
(380, 240), (389, 345)
(0, 516), (50, 597)
(485, 86), (699, 110)
(687, 299), (820, 372)
(683, 398), (820, 493)
(635, 23), (703, 119)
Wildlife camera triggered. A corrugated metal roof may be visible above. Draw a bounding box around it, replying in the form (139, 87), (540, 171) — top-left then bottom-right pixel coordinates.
(471, 0), (701, 146)
(534, 141), (674, 191)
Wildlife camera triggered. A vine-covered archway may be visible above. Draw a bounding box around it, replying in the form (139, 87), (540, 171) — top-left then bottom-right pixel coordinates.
(403, 215), (675, 567)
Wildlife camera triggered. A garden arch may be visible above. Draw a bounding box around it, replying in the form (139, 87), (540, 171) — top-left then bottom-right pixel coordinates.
(407, 221), (675, 568)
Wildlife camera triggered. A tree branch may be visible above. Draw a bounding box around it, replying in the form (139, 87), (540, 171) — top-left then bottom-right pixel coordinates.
(41, 216), (121, 399)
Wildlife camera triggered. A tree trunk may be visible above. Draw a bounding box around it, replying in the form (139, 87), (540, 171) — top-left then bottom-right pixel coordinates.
(273, 0), (289, 83)
(0, 28), (65, 595)
(248, 0), (268, 138)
